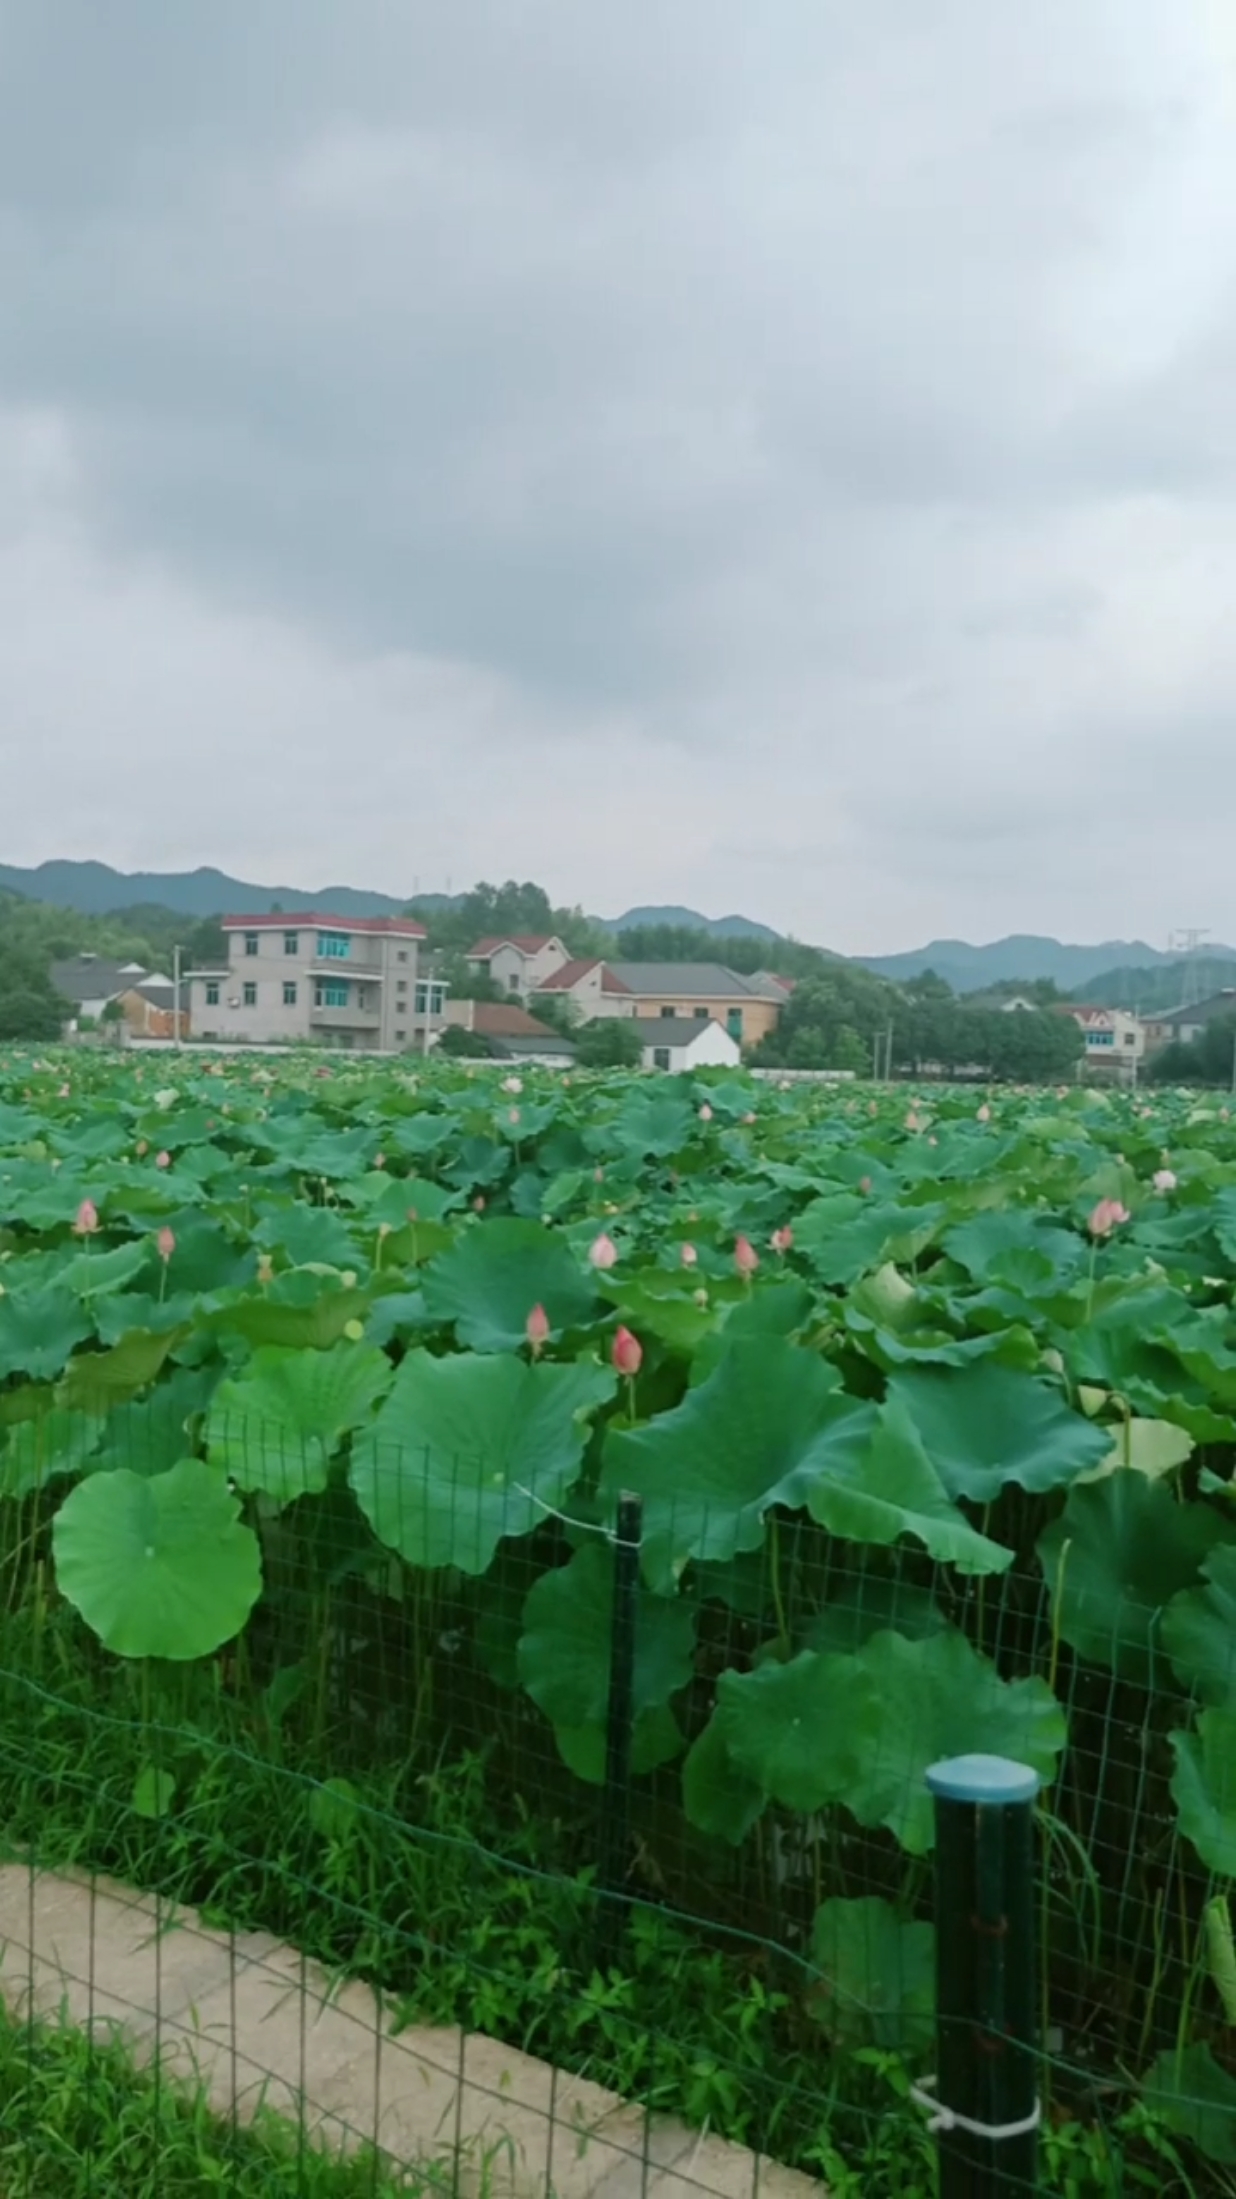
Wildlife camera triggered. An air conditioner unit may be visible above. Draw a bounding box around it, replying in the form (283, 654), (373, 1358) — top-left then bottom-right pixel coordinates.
(228, 997), (241, 1008)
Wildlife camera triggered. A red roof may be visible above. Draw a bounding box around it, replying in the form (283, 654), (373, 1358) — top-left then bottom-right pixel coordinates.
(222, 913), (426, 938)
(535, 958), (632, 995)
(467, 935), (558, 958)
(468, 1002), (561, 1037)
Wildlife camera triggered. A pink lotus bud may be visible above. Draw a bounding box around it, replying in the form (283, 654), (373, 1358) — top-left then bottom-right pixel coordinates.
(377, 1221), (393, 1239)
(526, 1303), (550, 1356)
(508, 1107), (521, 1125)
(742, 1111), (756, 1125)
(1153, 1169), (1177, 1193)
(136, 1139), (148, 1158)
(375, 1152), (386, 1169)
(680, 1242), (698, 1267)
(156, 1227), (176, 1262)
(502, 1075), (523, 1094)
(588, 1232), (618, 1270)
(155, 1150), (170, 1169)
(859, 1176), (872, 1195)
(770, 1226), (793, 1254)
(698, 1102), (713, 1122)
(1088, 1198), (1130, 1239)
(73, 1199), (99, 1236)
(257, 1253), (274, 1285)
(976, 1104), (991, 1123)
(734, 1235), (759, 1276)
(904, 1111), (921, 1132)
(407, 1206), (419, 1225)
(473, 1195), (486, 1212)
(693, 1286), (709, 1307)
(611, 1325), (643, 1376)
(594, 1167), (604, 1183)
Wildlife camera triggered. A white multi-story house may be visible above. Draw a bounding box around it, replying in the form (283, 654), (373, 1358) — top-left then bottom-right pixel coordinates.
(464, 935), (570, 999)
(188, 913), (444, 1052)
(1055, 1004), (1146, 1077)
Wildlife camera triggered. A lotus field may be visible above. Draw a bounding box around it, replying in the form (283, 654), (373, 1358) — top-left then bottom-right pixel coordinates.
(3, 1050), (1236, 2157)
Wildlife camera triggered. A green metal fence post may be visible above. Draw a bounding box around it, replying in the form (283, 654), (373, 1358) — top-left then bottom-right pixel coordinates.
(923, 1754), (1041, 2198)
(596, 1492), (642, 1968)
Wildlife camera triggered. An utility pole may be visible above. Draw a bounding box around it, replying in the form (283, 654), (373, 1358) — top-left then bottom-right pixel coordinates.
(173, 944), (183, 1052)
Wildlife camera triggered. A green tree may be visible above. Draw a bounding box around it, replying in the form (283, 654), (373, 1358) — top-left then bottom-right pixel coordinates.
(0, 984), (66, 1042)
(436, 1024), (494, 1059)
(574, 1019), (643, 1068)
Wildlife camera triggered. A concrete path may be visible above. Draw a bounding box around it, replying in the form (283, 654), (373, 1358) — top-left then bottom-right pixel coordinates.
(0, 1866), (822, 2199)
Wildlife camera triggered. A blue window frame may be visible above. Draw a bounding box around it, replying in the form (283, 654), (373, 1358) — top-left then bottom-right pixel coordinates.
(317, 931), (351, 960)
(315, 980), (348, 1009)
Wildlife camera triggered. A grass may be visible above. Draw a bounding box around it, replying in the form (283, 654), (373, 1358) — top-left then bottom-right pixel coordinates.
(0, 1999), (454, 2198)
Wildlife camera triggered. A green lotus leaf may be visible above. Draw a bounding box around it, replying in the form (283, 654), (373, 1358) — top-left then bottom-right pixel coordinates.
(1164, 1548), (1236, 1704)
(52, 1458), (263, 1660)
(1078, 1417), (1194, 1485)
(517, 1540), (695, 1782)
(1039, 1477), (1233, 1686)
(58, 1326), (189, 1414)
(809, 1896), (935, 2052)
(257, 1203), (361, 1271)
(720, 1630), (1064, 1853)
(207, 1342), (393, 1502)
(59, 1242), (151, 1299)
(1171, 1707), (1236, 1877)
(1142, 2043), (1236, 2167)
(681, 1715), (768, 1843)
(206, 1289), (368, 1353)
(350, 1350), (615, 1573)
(688, 1278), (814, 1386)
(0, 1286), (93, 1382)
(602, 1339), (878, 1588)
(801, 1577), (945, 1655)
(607, 1088), (696, 1159)
(92, 1367), (220, 1479)
(804, 1398), (1011, 1576)
(554, 1705), (684, 1785)
(421, 1219), (600, 1351)
(888, 1363), (1110, 1502)
(598, 1271), (717, 1356)
(0, 1408), (103, 1499)
(943, 1210), (1083, 1296)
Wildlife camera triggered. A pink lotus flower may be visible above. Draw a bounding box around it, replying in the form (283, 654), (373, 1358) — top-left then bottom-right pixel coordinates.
(155, 1150), (170, 1170)
(976, 1104), (991, 1123)
(612, 1325), (642, 1376)
(589, 1232), (618, 1270)
(904, 1111), (922, 1133)
(734, 1235), (759, 1276)
(698, 1102), (713, 1122)
(1153, 1169), (1178, 1193)
(742, 1111), (756, 1125)
(680, 1242), (698, 1267)
(770, 1226), (793, 1254)
(526, 1304), (550, 1356)
(1088, 1198), (1130, 1239)
(73, 1199), (98, 1236)
(156, 1227), (176, 1262)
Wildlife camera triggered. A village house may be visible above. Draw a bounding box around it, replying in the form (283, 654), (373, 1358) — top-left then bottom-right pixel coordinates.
(51, 954), (190, 1041)
(186, 914), (438, 1051)
(532, 960), (787, 1049)
(464, 935), (570, 998)
(1053, 1003), (1146, 1076)
(630, 1016), (742, 1073)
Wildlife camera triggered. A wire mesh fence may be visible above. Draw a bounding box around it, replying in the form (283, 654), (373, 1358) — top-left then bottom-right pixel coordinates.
(0, 1423), (1234, 2195)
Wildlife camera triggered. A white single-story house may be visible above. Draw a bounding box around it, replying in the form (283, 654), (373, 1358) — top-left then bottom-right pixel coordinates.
(632, 1016), (742, 1073)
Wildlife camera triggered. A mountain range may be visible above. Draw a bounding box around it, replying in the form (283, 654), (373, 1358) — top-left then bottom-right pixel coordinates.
(1, 861), (1228, 994)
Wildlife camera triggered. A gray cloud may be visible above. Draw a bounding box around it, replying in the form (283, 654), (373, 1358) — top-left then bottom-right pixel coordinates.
(1, 1), (1234, 949)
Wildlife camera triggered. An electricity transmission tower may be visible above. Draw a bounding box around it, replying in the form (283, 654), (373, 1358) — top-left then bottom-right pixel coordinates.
(1170, 929), (1210, 1007)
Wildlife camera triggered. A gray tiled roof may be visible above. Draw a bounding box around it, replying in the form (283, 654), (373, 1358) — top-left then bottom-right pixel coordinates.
(607, 963), (768, 1000)
(631, 1016), (736, 1045)
(50, 956), (149, 1004)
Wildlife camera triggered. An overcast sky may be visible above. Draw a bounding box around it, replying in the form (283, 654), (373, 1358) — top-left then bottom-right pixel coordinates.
(2, 3), (1235, 952)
